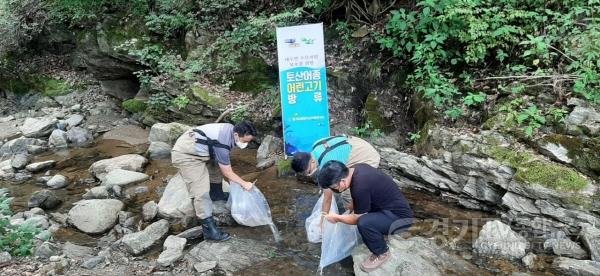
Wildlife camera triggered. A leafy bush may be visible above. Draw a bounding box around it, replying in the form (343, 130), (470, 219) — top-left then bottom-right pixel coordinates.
(0, 193), (43, 256)
(171, 95), (190, 110)
(379, 0), (600, 118)
(147, 92), (171, 110)
(0, 0), (47, 67)
(145, 0), (195, 39)
(351, 120), (384, 141)
(49, 0), (148, 26)
(122, 99), (147, 113)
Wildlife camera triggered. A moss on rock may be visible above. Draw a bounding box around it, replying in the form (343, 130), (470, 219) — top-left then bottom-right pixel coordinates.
(122, 99), (147, 113)
(365, 94), (391, 132)
(487, 146), (589, 192)
(191, 86), (224, 108)
(0, 75), (75, 96)
(539, 134), (600, 179)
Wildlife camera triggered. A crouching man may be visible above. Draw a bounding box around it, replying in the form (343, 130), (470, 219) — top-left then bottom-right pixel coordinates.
(171, 121), (256, 241)
(318, 161), (413, 272)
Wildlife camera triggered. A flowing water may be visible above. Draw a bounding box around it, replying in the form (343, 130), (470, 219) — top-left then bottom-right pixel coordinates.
(0, 138), (560, 275)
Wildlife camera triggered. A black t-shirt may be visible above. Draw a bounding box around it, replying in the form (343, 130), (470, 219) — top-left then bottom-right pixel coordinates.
(350, 164), (413, 219)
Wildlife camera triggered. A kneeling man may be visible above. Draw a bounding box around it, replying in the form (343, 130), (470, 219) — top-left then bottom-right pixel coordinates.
(318, 161), (413, 272)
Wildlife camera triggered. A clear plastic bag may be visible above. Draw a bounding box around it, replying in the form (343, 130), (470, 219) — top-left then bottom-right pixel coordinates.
(305, 193), (338, 243)
(319, 212), (361, 270)
(228, 182), (273, 227)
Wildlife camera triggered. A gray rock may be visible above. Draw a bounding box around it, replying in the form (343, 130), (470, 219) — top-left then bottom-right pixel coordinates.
(82, 186), (110, 199)
(522, 253), (537, 270)
(102, 169), (149, 187)
(143, 201), (158, 222)
(11, 153), (31, 170)
(70, 104), (81, 112)
(176, 226), (203, 240)
(27, 145), (47, 155)
(89, 154), (147, 181)
(580, 223), (600, 262)
(25, 160), (56, 173)
(538, 140), (572, 163)
(102, 125), (149, 146)
(544, 238), (588, 259)
(121, 219), (169, 256)
(14, 172), (32, 182)
(0, 251), (11, 265)
(118, 211), (134, 226)
(23, 215), (49, 229)
(554, 257), (600, 276)
(47, 174), (69, 189)
(148, 123), (190, 145)
(194, 261), (217, 273)
(49, 129), (68, 148)
(67, 127), (93, 146)
(63, 242), (94, 259)
(49, 212), (68, 225)
(67, 199), (124, 234)
(473, 220), (528, 259)
(20, 117), (57, 138)
(81, 256), (105, 269)
(0, 137), (45, 155)
(35, 241), (61, 259)
(566, 106), (600, 136)
(23, 207), (45, 219)
(29, 189), (62, 210)
(134, 186), (149, 194)
(147, 142), (171, 160)
(501, 192), (540, 214)
(65, 114), (84, 129)
(256, 135), (282, 169)
(185, 237), (278, 274)
(157, 235), (187, 267)
(157, 174), (194, 219)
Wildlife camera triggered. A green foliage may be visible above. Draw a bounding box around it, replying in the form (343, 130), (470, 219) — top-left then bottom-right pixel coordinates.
(230, 106), (248, 124)
(171, 95), (190, 110)
(304, 0), (331, 15)
(0, 0), (47, 65)
(0, 193), (44, 256)
(488, 146), (588, 192)
(498, 99), (547, 137)
(408, 132), (421, 143)
(351, 120), (384, 141)
(463, 92), (486, 107)
(379, 0), (600, 118)
(144, 0), (195, 39)
(49, 0), (148, 26)
(122, 99), (147, 113)
(548, 107), (568, 124)
(147, 92), (171, 111)
(334, 21), (354, 50)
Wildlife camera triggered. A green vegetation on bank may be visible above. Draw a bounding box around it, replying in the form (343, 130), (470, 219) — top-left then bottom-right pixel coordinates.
(0, 192), (45, 256)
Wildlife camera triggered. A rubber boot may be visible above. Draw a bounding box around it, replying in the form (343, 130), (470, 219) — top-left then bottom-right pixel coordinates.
(209, 182), (229, 201)
(201, 216), (231, 241)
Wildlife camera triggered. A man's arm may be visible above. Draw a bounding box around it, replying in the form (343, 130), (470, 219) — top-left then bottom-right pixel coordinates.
(325, 213), (363, 225)
(321, 189), (333, 213)
(219, 164), (253, 190)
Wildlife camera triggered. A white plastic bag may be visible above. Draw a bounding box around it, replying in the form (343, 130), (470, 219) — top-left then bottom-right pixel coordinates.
(305, 194), (337, 243)
(319, 212), (361, 270)
(228, 182), (273, 227)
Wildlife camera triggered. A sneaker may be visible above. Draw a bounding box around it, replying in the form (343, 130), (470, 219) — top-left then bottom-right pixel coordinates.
(360, 251), (391, 272)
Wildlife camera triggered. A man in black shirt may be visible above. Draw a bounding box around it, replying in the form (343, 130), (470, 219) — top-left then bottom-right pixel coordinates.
(318, 161), (413, 272)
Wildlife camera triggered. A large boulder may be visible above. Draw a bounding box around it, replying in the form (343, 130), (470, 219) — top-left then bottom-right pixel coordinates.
(0, 137), (45, 155)
(544, 238), (588, 259)
(28, 189), (62, 210)
(580, 223), (600, 262)
(147, 142), (171, 160)
(353, 237), (483, 276)
(148, 123), (190, 145)
(67, 199), (124, 234)
(101, 169), (149, 187)
(102, 125), (150, 146)
(157, 235), (187, 267)
(473, 220), (528, 259)
(20, 117), (57, 138)
(10, 153), (31, 170)
(121, 219), (169, 255)
(565, 105), (600, 137)
(49, 129), (68, 148)
(0, 120), (21, 142)
(66, 127), (94, 146)
(89, 154), (147, 181)
(157, 174), (194, 219)
(184, 237), (276, 273)
(554, 257), (600, 275)
(256, 135), (282, 169)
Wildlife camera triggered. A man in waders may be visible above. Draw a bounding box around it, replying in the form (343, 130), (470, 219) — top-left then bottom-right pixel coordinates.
(318, 160), (413, 272)
(291, 135), (380, 215)
(171, 121), (256, 241)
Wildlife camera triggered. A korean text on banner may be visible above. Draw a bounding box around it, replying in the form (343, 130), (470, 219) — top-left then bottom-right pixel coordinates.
(276, 23), (330, 156)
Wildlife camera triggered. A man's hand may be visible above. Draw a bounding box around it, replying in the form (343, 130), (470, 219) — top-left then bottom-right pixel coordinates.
(240, 180), (254, 191)
(324, 214), (339, 224)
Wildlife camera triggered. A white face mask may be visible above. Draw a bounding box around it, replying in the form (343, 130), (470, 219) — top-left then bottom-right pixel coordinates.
(235, 140), (249, 149)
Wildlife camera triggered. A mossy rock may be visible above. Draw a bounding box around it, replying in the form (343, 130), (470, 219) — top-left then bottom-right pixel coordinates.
(276, 159), (295, 177)
(365, 94), (392, 132)
(230, 57), (275, 94)
(538, 134), (600, 179)
(191, 86), (225, 108)
(486, 146), (589, 192)
(122, 99), (147, 113)
(0, 75), (75, 96)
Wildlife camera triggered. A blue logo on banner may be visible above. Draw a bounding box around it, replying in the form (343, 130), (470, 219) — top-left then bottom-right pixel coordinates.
(280, 67), (330, 156)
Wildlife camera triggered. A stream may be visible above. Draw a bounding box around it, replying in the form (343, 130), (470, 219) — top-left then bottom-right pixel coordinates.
(0, 137), (560, 275)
